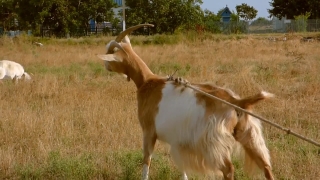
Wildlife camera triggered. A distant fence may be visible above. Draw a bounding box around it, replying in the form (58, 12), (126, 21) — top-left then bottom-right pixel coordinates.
(217, 19), (320, 34)
(40, 26), (123, 38)
(1, 19), (319, 38)
(274, 19), (320, 33)
(249, 19), (320, 33)
(40, 25), (153, 38)
(0, 29), (33, 37)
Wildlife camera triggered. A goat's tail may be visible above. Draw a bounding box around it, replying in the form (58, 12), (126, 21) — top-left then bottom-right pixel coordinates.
(23, 72), (32, 80)
(233, 91), (274, 178)
(232, 91), (274, 110)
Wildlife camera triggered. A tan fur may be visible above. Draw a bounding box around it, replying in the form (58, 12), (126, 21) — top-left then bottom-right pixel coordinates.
(114, 43), (154, 88)
(138, 77), (166, 130)
(193, 83), (240, 133)
(137, 77), (166, 167)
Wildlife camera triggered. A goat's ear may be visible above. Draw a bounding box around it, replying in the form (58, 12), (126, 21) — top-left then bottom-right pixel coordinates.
(97, 54), (123, 62)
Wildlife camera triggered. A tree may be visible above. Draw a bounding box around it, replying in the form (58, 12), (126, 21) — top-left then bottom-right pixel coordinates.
(268, 0), (320, 19)
(235, 3), (257, 21)
(15, 0), (70, 35)
(230, 11), (239, 22)
(0, 0), (18, 30)
(13, 0), (116, 36)
(70, 0), (115, 33)
(203, 9), (220, 33)
(178, 0), (204, 32)
(125, 0), (204, 34)
(294, 12), (311, 32)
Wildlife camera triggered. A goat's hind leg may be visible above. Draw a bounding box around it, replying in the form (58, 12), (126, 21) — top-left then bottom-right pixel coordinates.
(142, 131), (157, 180)
(220, 157), (234, 180)
(242, 145), (274, 180)
(236, 128), (275, 180)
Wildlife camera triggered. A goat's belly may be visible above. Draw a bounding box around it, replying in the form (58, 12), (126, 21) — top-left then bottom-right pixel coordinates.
(3, 71), (23, 79)
(155, 83), (206, 144)
(2, 75), (14, 79)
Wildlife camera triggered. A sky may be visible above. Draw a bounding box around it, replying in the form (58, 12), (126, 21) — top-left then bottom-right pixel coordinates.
(201, 0), (272, 19)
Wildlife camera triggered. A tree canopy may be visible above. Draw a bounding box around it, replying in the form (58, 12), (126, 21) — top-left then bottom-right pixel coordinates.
(0, 0), (17, 30)
(125, 0), (204, 34)
(235, 3), (257, 21)
(202, 9), (220, 33)
(1, 0), (116, 35)
(268, 0), (320, 19)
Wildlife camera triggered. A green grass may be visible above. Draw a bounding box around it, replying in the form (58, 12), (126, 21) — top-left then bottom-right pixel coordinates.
(17, 151), (95, 180)
(15, 150), (183, 180)
(105, 150), (182, 180)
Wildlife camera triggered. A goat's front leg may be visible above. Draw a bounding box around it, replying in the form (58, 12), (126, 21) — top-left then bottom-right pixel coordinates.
(12, 76), (18, 84)
(142, 130), (157, 180)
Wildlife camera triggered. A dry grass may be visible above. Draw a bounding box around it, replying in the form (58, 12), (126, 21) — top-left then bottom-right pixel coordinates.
(0, 33), (319, 179)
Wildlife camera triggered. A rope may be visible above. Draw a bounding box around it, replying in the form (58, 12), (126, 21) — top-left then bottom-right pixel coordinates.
(168, 77), (320, 147)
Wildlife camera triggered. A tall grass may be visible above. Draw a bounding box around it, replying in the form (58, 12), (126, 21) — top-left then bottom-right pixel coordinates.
(0, 33), (319, 179)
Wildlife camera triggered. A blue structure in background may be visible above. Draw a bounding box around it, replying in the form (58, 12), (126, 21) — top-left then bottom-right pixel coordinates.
(114, 0), (122, 6)
(89, 19), (96, 32)
(220, 6), (232, 23)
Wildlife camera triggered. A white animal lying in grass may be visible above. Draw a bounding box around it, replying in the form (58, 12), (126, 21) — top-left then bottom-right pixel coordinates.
(0, 60), (31, 83)
(32, 41), (44, 47)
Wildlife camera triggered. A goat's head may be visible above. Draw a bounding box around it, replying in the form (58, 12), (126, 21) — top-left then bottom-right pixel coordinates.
(97, 24), (154, 82)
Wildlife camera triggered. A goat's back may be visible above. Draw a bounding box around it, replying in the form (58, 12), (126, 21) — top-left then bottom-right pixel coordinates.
(0, 60), (25, 79)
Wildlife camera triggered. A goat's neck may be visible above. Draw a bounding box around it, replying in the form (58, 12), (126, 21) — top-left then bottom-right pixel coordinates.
(126, 54), (154, 89)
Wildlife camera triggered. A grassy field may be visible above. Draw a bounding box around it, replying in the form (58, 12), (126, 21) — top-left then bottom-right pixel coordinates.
(0, 32), (319, 179)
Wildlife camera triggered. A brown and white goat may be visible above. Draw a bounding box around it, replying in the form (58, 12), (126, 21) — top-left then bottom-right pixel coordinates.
(97, 24), (275, 180)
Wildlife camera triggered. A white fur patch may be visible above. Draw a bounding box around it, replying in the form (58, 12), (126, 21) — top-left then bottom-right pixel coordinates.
(122, 74), (128, 79)
(181, 172), (188, 180)
(0, 67), (5, 79)
(155, 83), (205, 144)
(155, 83), (235, 173)
(261, 91), (275, 98)
(0, 60), (26, 80)
(142, 164), (149, 180)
